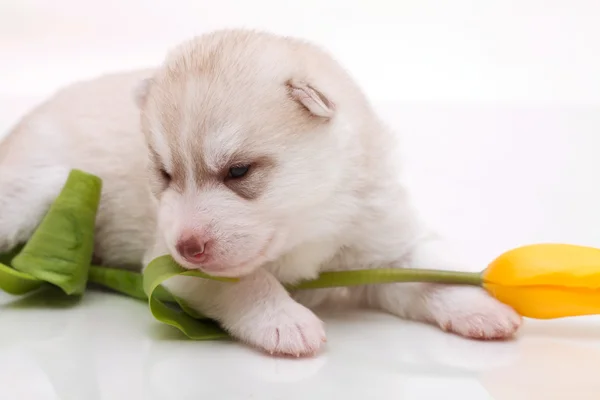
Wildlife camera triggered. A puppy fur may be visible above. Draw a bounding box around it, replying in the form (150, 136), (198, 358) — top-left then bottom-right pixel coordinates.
(0, 30), (521, 356)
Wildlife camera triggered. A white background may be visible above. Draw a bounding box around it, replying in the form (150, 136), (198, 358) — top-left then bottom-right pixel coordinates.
(1, 1), (600, 399)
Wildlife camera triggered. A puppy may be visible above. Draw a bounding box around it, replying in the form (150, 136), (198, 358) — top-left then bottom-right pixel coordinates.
(0, 30), (521, 356)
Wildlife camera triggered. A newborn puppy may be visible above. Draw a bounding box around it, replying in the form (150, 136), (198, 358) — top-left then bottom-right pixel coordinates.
(0, 30), (521, 355)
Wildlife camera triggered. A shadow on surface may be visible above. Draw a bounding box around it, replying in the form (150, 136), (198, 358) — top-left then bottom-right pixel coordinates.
(1, 286), (81, 310)
(146, 322), (209, 341)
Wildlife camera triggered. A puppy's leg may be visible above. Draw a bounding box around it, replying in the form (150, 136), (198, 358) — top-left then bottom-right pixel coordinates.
(365, 238), (522, 340)
(0, 165), (69, 253)
(143, 236), (326, 356)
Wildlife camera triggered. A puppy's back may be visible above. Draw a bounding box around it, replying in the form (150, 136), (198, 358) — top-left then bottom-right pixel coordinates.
(0, 70), (157, 268)
(1, 70), (151, 168)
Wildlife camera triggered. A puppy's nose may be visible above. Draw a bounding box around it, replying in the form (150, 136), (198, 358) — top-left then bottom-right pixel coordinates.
(176, 236), (208, 264)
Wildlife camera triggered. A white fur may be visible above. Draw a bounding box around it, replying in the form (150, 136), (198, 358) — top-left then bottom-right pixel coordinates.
(0, 30), (521, 356)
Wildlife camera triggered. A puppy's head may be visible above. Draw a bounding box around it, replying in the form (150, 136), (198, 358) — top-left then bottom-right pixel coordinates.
(136, 30), (363, 277)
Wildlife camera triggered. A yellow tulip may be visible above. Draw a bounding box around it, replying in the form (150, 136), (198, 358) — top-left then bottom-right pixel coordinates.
(483, 244), (600, 319)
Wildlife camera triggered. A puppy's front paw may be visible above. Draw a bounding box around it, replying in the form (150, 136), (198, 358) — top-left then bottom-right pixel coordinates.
(430, 286), (522, 340)
(233, 300), (326, 356)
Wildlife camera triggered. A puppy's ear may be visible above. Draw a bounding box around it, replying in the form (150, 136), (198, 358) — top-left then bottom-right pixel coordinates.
(287, 79), (335, 118)
(133, 78), (152, 108)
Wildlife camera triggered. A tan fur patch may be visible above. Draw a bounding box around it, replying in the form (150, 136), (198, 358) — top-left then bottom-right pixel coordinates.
(223, 156), (277, 200)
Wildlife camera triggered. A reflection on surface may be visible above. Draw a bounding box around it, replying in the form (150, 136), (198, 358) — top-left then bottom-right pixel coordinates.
(2, 291), (600, 400)
(0, 289), (100, 400)
(481, 319), (600, 400)
(0, 291), (150, 400)
(141, 310), (515, 399)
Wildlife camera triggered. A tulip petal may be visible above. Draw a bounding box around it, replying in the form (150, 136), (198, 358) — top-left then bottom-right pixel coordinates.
(484, 244), (600, 288)
(485, 283), (600, 319)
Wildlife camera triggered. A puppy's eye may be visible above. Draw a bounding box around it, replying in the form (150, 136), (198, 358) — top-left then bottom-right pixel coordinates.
(159, 167), (172, 182)
(227, 165), (250, 179)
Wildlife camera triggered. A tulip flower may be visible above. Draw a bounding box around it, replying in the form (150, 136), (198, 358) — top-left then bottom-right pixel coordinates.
(483, 243), (600, 319)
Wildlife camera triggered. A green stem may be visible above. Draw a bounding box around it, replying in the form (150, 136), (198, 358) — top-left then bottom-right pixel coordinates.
(88, 264), (482, 302)
(290, 268), (483, 290)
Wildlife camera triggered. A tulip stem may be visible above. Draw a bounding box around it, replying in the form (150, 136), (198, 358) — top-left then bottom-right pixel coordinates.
(290, 268), (483, 290)
(86, 266), (483, 299)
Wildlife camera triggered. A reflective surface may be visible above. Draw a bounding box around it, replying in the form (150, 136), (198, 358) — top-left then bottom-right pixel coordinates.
(2, 290), (600, 400)
(2, 1), (600, 399)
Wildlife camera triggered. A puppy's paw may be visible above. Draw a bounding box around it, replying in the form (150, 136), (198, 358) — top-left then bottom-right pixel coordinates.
(234, 300), (326, 356)
(429, 286), (522, 340)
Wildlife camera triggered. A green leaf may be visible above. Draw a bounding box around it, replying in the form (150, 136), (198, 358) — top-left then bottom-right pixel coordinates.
(142, 255), (234, 340)
(88, 265), (173, 302)
(0, 262), (43, 295)
(88, 266), (149, 300)
(11, 169), (102, 295)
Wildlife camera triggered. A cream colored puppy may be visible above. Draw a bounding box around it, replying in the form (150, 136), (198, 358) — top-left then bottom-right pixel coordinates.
(0, 30), (521, 356)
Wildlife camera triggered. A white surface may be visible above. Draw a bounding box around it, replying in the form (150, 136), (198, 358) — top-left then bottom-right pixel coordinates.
(2, 1), (600, 399)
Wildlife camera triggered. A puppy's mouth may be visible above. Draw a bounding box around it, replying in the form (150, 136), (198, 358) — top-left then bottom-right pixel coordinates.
(175, 232), (277, 278)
